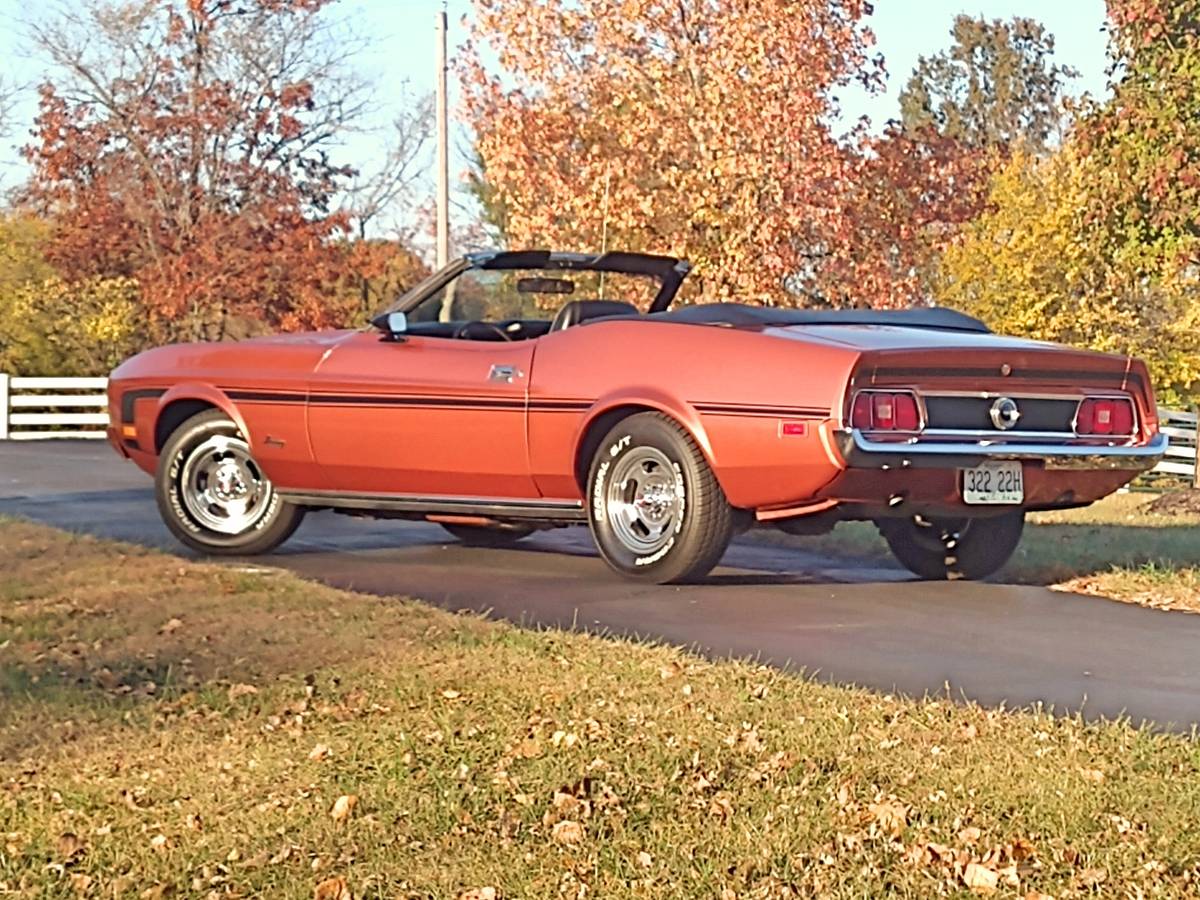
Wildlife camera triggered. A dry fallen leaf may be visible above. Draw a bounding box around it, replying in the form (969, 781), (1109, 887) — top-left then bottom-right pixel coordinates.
(1078, 767), (1105, 784)
(69, 873), (92, 896)
(1023, 892), (1055, 900)
(149, 834), (169, 852)
(551, 820), (584, 844)
(441, 689), (462, 700)
(517, 738), (543, 759)
(56, 832), (85, 862)
(330, 795), (358, 824)
(308, 744), (331, 762)
(227, 683), (258, 701)
(868, 798), (909, 837)
(159, 617), (183, 636)
(1075, 868), (1107, 888)
(925, 841), (954, 862)
(271, 845), (296, 865)
(313, 876), (352, 900)
(958, 826), (982, 845)
(637, 850), (653, 868)
(457, 889), (497, 900)
(709, 793), (734, 821)
(1012, 837), (1037, 862)
(963, 862), (999, 894)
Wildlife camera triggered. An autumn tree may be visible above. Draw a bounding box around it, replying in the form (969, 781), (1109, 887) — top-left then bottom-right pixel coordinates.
(1079, 0), (1200, 292)
(23, 0), (371, 342)
(936, 147), (1199, 405)
(0, 212), (146, 374)
(463, 0), (884, 305)
(831, 126), (989, 308)
(899, 15), (1077, 152)
(0, 275), (146, 376)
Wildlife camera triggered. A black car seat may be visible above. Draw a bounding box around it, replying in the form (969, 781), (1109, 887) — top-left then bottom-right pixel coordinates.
(549, 300), (639, 332)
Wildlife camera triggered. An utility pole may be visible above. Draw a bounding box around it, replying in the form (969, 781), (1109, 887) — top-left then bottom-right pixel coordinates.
(435, 6), (450, 270)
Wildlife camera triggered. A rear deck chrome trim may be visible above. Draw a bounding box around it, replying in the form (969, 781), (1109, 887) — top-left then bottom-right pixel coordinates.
(837, 430), (1168, 471)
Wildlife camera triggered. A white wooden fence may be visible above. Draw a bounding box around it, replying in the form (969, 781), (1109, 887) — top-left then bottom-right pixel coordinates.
(1156, 407), (1200, 487)
(0, 374), (1198, 483)
(0, 375), (110, 440)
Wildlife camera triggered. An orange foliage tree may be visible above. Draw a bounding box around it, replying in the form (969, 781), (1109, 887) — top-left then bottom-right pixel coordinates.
(24, 0), (368, 341)
(833, 127), (990, 307)
(463, 0), (890, 306)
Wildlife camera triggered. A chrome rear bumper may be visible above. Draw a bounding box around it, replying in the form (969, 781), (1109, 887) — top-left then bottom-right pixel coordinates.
(836, 430), (1169, 471)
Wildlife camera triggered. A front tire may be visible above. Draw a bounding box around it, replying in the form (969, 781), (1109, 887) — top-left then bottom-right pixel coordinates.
(587, 413), (733, 584)
(877, 510), (1025, 580)
(155, 409), (304, 555)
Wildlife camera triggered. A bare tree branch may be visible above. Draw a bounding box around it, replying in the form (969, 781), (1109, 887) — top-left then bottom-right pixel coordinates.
(0, 76), (15, 140)
(341, 85), (434, 241)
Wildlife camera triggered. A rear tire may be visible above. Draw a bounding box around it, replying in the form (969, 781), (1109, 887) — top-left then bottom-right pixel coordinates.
(878, 510), (1025, 580)
(440, 523), (534, 546)
(587, 412), (733, 584)
(155, 410), (304, 555)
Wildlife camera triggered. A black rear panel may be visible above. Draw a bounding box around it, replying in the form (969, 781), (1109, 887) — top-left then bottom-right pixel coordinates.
(923, 396), (1078, 433)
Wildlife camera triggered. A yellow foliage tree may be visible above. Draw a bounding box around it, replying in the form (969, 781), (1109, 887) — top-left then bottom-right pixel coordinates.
(0, 214), (56, 294)
(935, 147), (1200, 406)
(0, 275), (146, 376)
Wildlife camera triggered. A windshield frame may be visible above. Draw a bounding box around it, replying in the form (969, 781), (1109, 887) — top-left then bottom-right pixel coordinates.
(376, 250), (691, 322)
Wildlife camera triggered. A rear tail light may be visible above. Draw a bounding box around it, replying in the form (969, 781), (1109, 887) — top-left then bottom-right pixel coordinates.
(1075, 397), (1136, 437)
(850, 390), (921, 432)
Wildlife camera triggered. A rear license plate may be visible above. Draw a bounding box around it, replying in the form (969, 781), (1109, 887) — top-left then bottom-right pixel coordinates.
(960, 461), (1024, 505)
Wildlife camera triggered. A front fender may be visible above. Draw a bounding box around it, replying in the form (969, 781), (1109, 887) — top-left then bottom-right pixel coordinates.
(155, 383), (251, 447)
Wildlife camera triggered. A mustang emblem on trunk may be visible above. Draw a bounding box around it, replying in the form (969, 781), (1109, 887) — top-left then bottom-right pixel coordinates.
(989, 397), (1022, 430)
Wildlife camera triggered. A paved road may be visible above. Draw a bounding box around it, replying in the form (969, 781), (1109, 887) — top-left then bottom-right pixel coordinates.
(3, 441), (1199, 729)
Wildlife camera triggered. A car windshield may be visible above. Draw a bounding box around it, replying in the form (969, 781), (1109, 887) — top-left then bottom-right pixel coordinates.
(407, 267), (662, 324)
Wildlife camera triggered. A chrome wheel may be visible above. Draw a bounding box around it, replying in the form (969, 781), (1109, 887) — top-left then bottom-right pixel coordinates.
(179, 435), (272, 535)
(605, 446), (685, 555)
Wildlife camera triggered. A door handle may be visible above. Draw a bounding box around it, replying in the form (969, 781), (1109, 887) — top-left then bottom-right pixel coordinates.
(488, 364), (523, 384)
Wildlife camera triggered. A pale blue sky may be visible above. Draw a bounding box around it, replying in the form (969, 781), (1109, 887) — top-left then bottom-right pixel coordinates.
(0, 0), (1110, 201)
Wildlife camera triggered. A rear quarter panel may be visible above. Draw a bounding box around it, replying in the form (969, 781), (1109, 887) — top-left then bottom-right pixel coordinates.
(527, 320), (860, 508)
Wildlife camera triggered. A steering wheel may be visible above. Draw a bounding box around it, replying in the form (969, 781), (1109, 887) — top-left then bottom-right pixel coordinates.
(453, 321), (511, 342)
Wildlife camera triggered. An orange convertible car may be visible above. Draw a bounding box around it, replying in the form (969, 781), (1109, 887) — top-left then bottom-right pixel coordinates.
(107, 250), (1167, 583)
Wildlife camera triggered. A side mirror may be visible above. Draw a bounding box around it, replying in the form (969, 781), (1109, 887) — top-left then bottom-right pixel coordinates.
(373, 310), (409, 342)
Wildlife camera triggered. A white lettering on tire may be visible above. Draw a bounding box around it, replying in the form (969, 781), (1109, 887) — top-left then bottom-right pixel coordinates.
(635, 536), (675, 566)
(592, 459), (610, 524)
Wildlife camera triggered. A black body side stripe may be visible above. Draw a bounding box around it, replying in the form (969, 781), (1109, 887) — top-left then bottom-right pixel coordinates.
(120, 388), (167, 424)
(225, 390), (306, 404)
(222, 390), (829, 417)
(693, 402), (829, 418)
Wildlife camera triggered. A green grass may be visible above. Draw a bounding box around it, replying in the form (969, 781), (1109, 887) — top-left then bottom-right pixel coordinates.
(5, 517), (1200, 897)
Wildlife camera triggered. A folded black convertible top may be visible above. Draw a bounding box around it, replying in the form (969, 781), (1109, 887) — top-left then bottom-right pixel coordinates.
(651, 302), (990, 334)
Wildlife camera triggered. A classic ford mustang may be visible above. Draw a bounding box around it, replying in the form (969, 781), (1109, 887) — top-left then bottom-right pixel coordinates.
(107, 250), (1167, 583)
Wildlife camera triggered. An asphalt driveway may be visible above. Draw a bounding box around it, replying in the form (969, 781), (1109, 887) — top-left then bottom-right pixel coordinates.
(3, 440), (1198, 729)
